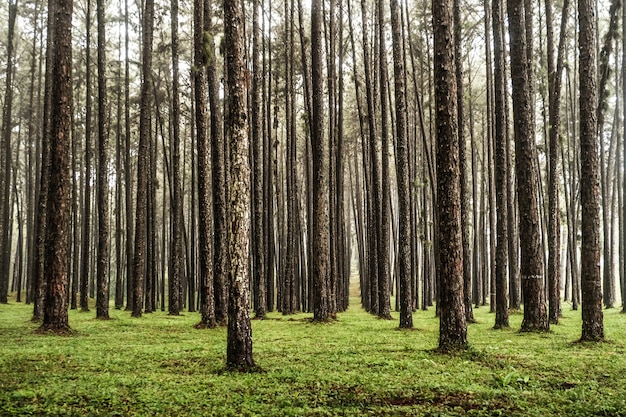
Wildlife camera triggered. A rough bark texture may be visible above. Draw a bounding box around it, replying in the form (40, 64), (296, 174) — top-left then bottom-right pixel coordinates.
(96, 0), (110, 319)
(377, 0), (392, 320)
(433, 0), (467, 351)
(32, 0), (56, 321)
(224, 0), (256, 370)
(506, 0), (549, 332)
(455, 0), (474, 324)
(195, 0), (216, 328)
(390, 0), (412, 329)
(40, 0), (73, 333)
(0, 0), (18, 304)
(208, 0), (229, 326)
(492, 0), (510, 329)
(80, 0), (93, 312)
(132, 0), (155, 318)
(251, 0), (266, 319)
(169, 0), (183, 316)
(578, 0), (604, 341)
(311, 0), (330, 321)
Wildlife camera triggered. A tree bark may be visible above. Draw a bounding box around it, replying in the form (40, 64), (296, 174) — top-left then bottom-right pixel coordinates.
(390, 0), (412, 329)
(224, 0), (255, 370)
(39, 0), (73, 333)
(433, 0), (468, 351)
(96, 0), (110, 319)
(506, 0), (549, 332)
(578, 0), (603, 341)
(132, 0), (155, 318)
(311, 0), (330, 321)
(492, 0), (509, 329)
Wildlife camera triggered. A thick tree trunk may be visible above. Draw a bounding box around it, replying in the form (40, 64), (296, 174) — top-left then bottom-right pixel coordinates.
(578, 0), (603, 341)
(433, 0), (467, 351)
(311, 0), (330, 321)
(224, 0), (255, 370)
(132, 0), (155, 318)
(506, 0), (549, 332)
(39, 0), (73, 333)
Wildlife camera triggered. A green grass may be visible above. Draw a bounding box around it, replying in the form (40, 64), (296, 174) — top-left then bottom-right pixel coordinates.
(1, 295), (626, 416)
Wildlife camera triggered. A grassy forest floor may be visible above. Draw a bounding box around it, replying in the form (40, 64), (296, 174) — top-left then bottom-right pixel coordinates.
(1, 293), (626, 416)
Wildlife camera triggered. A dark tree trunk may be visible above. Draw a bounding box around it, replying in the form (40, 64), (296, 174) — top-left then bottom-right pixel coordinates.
(377, 0), (392, 320)
(96, 0), (110, 319)
(390, 0), (412, 329)
(456, 0), (474, 324)
(311, 0), (330, 321)
(169, 0), (183, 316)
(32, 0), (56, 321)
(506, 0), (549, 332)
(207, 0), (228, 327)
(251, 0), (266, 319)
(39, 0), (73, 333)
(123, 0), (134, 312)
(195, 0), (217, 328)
(578, 0), (603, 342)
(433, 0), (468, 351)
(132, 0), (155, 318)
(492, 0), (509, 329)
(0, 0), (18, 304)
(80, 0), (93, 312)
(224, 0), (255, 370)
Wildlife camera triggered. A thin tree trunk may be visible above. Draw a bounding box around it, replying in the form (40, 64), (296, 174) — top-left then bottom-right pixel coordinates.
(96, 0), (110, 319)
(391, 0), (412, 329)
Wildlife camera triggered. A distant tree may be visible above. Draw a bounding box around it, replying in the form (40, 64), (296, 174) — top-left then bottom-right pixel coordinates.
(39, 0), (73, 333)
(224, 0), (255, 370)
(506, 0), (548, 332)
(95, 0), (110, 319)
(433, 0), (467, 351)
(578, 0), (603, 342)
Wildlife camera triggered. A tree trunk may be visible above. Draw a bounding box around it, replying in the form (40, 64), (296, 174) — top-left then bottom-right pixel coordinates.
(492, 0), (509, 329)
(578, 0), (603, 341)
(433, 0), (468, 351)
(224, 0), (255, 370)
(311, 0), (330, 321)
(96, 0), (110, 319)
(80, 0), (93, 312)
(39, 0), (73, 333)
(0, 0), (18, 304)
(506, 0), (549, 332)
(169, 0), (183, 316)
(251, 0), (266, 319)
(391, 0), (412, 329)
(132, 0), (155, 318)
(207, 0), (228, 327)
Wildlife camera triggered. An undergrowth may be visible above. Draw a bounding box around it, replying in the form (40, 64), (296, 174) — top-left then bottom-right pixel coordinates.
(1, 295), (625, 416)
